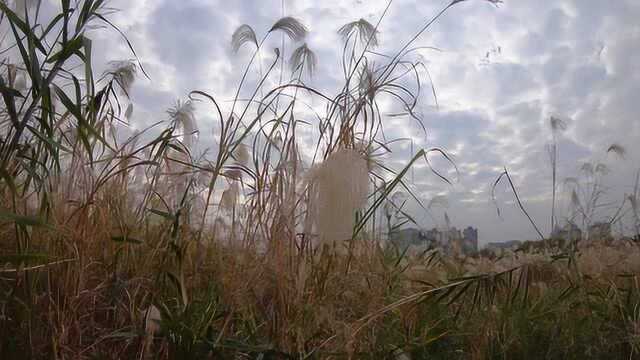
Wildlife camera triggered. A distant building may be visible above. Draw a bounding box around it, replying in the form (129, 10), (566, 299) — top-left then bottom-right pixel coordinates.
(390, 228), (432, 249)
(463, 226), (478, 253)
(551, 222), (582, 242)
(485, 240), (522, 253)
(390, 226), (478, 255)
(447, 227), (462, 245)
(588, 222), (612, 240)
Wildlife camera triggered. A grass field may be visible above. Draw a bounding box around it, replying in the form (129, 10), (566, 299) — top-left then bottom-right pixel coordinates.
(1, 0), (639, 358)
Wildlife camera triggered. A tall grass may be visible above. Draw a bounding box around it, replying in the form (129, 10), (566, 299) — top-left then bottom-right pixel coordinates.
(0, 0), (639, 359)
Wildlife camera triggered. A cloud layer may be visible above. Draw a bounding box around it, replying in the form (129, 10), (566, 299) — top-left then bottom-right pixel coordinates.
(88, 0), (640, 244)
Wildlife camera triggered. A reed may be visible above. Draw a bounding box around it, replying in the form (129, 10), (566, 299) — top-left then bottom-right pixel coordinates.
(0, 0), (638, 359)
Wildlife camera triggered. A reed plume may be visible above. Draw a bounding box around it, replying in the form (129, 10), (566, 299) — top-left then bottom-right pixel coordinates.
(308, 148), (369, 245)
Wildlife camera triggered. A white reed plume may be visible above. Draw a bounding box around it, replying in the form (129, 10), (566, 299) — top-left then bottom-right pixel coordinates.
(309, 148), (369, 245)
(9, 64), (27, 95)
(269, 17), (308, 42)
(607, 143), (626, 159)
(338, 18), (379, 48)
(168, 100), (198, 151)
(163, 100), (198, 209)
(549, 116), (567, 133)
(143, 304), (161, 334)
(290, 43), (317, 76)
(141, 304), (161, 357)
(14, 73), (27, 95)
(7, 64), (17, 85)
(107, 60), (137, 96)
(220, 182), (239, 213)
(231, 24), (259, 53)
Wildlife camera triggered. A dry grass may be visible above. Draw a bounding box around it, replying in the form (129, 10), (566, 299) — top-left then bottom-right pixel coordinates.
(0, 0), (639, 359)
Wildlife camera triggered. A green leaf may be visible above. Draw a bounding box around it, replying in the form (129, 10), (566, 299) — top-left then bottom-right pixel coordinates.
(0, 210), (48, 227)
(76, 0), (95, 33)
(40, 13), (66, 40)
(0, 2), (47, 54)
(102, 330), (140, 340)
(165, 271), (183, 296)
(353, 150), (426, 238)
(0, 77), (20, 128)
(26, 17), (42, 93)
(147, 208), (175, 221)
(83, 37), (94, 97)
(0, 252), (49, 265)
(25, 124), (72, 153)
(47, 35), (86, 64)
(53, 84), (115, 158)
(111, 235), (143, 245)
(53, 85), (83, 122)
(0, 82), (24, 98)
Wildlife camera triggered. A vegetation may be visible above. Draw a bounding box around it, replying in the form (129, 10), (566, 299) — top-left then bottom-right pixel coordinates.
(0, 0), (639, 359)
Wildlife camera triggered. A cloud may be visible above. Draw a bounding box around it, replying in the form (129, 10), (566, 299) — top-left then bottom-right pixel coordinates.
(87, 0), (640, 244)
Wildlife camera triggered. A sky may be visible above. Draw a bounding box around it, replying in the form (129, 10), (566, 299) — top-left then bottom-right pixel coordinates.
(71, 0), (640, 245)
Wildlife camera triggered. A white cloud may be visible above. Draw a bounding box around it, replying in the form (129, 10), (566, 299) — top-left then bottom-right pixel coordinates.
(89, 0), (640, 244)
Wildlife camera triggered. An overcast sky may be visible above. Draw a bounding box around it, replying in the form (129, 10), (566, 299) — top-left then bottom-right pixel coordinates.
(82, 0), (640, 245)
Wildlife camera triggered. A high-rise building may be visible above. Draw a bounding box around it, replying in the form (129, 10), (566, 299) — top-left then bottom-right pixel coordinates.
(551, 222), (582, 242)
(463, 226), (478, 253)
(389, 226), (478, 255)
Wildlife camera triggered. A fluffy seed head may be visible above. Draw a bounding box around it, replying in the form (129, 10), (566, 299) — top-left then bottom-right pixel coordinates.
(270, 17), (308, 42)
(168, 100), (198, 150)
(13, 72), (27, 93)
(338, 18), (379, 48)
(309, 148), (369, 245)
(549, 116), (567, 133)
(143, 305), (161, 336)
(108, 60), (137, 95)
(7, 64), (17, 85)
(607, 143), (626, 159)
(231, 24), (258, 53)
(290, 43), (317, 77)
(220, 183), (239, 213)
